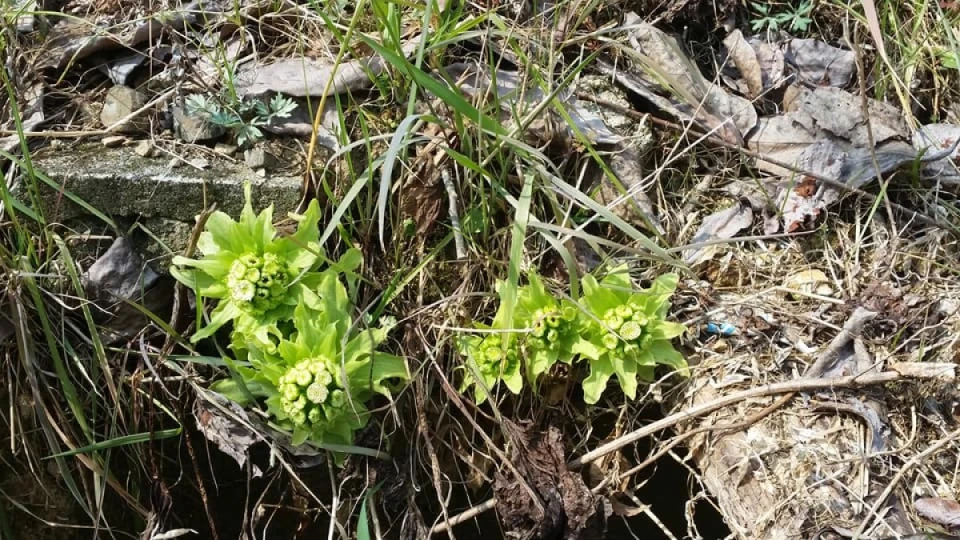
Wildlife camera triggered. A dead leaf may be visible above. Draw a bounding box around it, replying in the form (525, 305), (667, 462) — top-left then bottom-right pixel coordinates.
(594, 142), (663, 233)
(1, 82), (44, 153)
(914, 123), (960, 183)
(83, 237), (173, 343)
(235, 41), (419, 98)
(194, 393), (263, 477)
(615, 12), (758, 144)
(722, 30), (785, 99)
(805, 307), (878, 378)
(915, 497), (960, 528)
(784, 39), (856, 88)
(784, 268), (833, 297)
(38, 0), (220, 72)
(493, 422), (606, 539)
(684, 202), (753, 265)
(446, 63), (622, 146)
(748, 85), (909, 177)
(262, 98), (342, 152)
(194, 37), (247, 88)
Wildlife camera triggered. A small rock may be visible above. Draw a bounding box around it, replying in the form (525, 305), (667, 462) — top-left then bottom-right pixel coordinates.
(173, 105), (225, 143)
(244, 147), (278, 170)
(133, 140), (154, 157)
(100, 86), (149, 134)
(214, 143), (238, 156)
(168, 157), (182, 169)
(784, 269), (833, 298)
(190, 157), (211, 169)
(102, 135), (127, 148)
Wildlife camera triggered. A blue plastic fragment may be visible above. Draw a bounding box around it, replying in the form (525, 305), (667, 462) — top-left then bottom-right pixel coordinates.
(705, 322), (737, 336)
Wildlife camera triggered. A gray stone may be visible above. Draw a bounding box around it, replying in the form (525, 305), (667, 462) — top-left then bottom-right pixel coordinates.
(83, 236), (173, 343)
(28, 144), (302, 254)
(133, 140), (154, 157)
(214, 143), (238, 156)
(100, 86), (149, 133)
(244, 147), (278, 170)
(172, 105), (225, 143)
(134, 218), (199, 269)
(102, 135), (127, 147)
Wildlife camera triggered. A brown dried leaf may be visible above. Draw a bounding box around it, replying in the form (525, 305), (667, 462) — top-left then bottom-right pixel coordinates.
(446, 64), (622, 145)
(748, 86), (909, 177)
(915, 497), (960, 528)
(784, 39), (856, 88)
(235, 41), (419, 98)
(914, 123), (960, 184)
(194, 393), (263, 477)
(619, 12), (757, 144)
(684, 203), (753, 265)
(723, 30), (785, 99)
(493, 422), (606, 539)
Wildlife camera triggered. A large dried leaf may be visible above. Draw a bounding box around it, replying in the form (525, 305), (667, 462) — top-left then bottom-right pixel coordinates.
(784, 39), (856, 88)
(235, 41), (419, 98)
(913, 123), (960, 184)
(0, 83), (44, 153)
(594, 143), (662, 233)
(684, 203), (754, 265)
(37, 0), (223, 72)
(445, 63), (622, 145)
(722, 30), (785, 99)
(748, 85), (909, 177)
(262, 98), (342, 152)
(616, 12), (758, 144)
(915, 497), (960, 528)
(83, 237), (172, 343)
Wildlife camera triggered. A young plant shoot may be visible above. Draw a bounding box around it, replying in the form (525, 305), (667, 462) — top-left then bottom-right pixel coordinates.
(458, 267), (687, 405)
(172, 185), (408, 453)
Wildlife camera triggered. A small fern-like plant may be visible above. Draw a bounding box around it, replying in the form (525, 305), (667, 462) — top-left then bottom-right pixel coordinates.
(185, 93), (297, 147)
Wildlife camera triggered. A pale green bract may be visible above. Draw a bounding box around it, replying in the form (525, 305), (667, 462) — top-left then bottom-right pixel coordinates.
(170, 184), (325, 351)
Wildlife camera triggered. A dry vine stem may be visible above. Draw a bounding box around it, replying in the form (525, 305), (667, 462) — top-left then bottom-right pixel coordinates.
(429, 363), (955, 535)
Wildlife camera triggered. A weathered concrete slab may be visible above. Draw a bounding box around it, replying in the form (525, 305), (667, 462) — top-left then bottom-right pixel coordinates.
(31, 143), (301, 223)
(23, 143), (302, 270)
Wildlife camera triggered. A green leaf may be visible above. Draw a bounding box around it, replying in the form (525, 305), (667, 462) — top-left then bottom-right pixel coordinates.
(359, 35), (506, 136)
(210, 378), (254, 405)
(192, 301), (243, 342)
(649, 320), (686, 340)
(648, 340), (688, 375)
(582, 357), (613, 404)
(357, 484), (380, 540)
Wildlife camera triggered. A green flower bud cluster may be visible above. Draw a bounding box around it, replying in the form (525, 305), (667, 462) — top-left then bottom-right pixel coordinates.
(471, 334), (521, 379)
(600, 302), (653, 355)
(526, 305), (577, 351)
(277, 357), (347, 429)
(226, 252), (290, 314)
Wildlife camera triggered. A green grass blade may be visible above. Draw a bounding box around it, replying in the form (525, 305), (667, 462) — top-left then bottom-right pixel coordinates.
(46, 428), (182, 459)
(359, 34), (506, 136)
(357, 484), (380, 540)
(379, 114), (423, 249)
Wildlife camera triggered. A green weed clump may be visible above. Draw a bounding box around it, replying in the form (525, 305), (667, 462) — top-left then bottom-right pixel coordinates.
(458, 266), (687, 404)
(172, 186), (408, 452)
